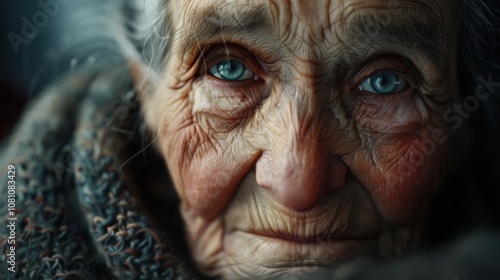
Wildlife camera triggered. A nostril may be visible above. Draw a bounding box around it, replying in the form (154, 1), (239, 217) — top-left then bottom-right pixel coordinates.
(275, 163), (349, 212)
(255, 151), (349, 212)
(326, 158), (349, 192)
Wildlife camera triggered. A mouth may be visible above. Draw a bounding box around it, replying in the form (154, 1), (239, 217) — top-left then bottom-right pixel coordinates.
(224, 229), (376, 268)
(248, 229), (351, 244)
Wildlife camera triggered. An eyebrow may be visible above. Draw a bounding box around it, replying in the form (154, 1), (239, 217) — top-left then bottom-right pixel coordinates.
(345, 13), (447, 76)
(175, 3), (449, 77)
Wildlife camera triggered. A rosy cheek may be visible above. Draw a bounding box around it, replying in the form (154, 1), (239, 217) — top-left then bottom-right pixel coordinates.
(162, 76), (270, 217)
(162, 109), (259, 220)
(347, 126), (446, 225)
(344, 89), (447, 224)
(163, 123), (225, 219)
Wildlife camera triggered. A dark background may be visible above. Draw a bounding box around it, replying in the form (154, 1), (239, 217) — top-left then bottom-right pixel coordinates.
(1, 0), (123, 138)
(1, 0), (123, 95)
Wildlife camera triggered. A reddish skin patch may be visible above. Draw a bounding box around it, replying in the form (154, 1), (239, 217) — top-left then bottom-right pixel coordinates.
(346, 131), (446, 224)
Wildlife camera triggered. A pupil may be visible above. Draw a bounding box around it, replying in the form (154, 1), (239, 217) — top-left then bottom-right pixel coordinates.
(218, 59), (244, 80)
(371, 71), (399, 94)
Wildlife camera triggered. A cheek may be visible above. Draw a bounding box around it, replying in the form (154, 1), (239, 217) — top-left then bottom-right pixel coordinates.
(159, 92), (259, 220)
(343, 88), (449, 225)
(346, 128), (447, 225)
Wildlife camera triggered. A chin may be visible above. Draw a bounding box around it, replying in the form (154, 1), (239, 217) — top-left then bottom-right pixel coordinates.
(179, 171), (420, 279)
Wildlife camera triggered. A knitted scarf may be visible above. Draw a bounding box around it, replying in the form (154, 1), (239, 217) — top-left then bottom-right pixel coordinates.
(0, 65), (203, 280)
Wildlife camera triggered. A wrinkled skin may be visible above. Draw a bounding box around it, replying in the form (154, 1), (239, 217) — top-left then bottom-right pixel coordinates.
(142, 0), (457, 278)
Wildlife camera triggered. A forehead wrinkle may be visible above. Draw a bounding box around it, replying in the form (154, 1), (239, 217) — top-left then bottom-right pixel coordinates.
(268, 0), (343, 47)
(348, 20), (446, 76)
(173, 1), (271, 55)
(263, 0), (450, 77)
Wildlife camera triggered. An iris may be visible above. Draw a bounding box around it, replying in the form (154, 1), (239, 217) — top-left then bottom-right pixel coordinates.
(209, 59), (254, 81)
(360, 71), (406, 94)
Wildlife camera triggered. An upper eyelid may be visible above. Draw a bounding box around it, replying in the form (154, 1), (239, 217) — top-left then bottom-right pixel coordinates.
(362, 69), (412, 84)
(350, 56), (421, 88)
(203, 45), (255, 65)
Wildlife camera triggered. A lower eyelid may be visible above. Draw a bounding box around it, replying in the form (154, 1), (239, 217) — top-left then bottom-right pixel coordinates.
(356, 88), (416, 102)
(194, 85), (265, 121)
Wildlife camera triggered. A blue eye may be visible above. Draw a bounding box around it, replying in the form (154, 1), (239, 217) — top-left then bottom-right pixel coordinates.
(208, 59), (255, 81)
(359, 71), (407, 94)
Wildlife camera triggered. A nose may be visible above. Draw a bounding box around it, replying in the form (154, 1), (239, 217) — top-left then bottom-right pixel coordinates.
(255, 124), (348, 212)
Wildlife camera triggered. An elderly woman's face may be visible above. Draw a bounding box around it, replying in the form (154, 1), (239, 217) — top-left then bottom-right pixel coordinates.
(143, 0), (456, 278)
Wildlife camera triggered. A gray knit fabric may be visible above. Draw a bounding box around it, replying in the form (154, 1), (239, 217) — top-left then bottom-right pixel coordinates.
(0, 65), (202, 280)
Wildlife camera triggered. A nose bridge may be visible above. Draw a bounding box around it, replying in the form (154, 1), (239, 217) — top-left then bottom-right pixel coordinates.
(283, 87), (319, 160)
(256, 74), (337, 211)
(268, 69), (320, 153)
(283, 119), (324, 184)
(279, 58), (319, 128)
(272, 57), (325, 172)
